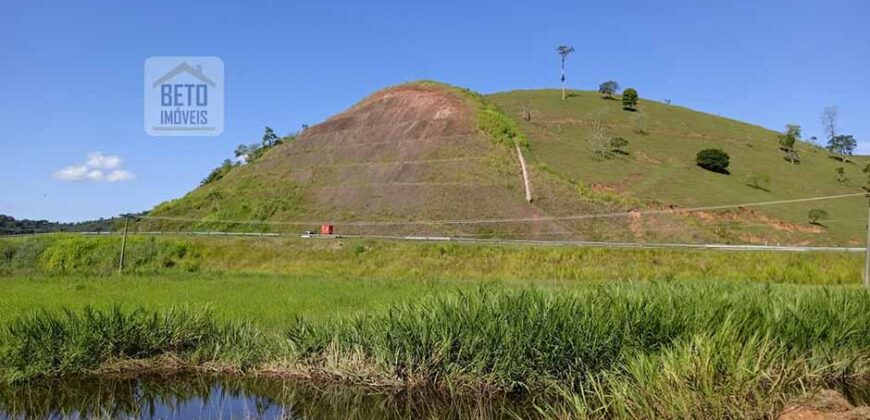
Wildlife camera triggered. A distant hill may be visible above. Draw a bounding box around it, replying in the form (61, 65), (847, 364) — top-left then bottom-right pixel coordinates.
(138, 82), (867, 245)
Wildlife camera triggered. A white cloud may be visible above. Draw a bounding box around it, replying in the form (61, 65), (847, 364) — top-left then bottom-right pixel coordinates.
(86, 169), (104, 181)
(53, 152), (135, 183)
(107, 170), (135, 182)
(54, 165), (90, 181)
(86, 152), (121, 169)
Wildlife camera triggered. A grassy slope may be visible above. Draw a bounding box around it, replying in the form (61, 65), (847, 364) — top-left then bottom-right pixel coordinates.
(1, 234), (862, 284)
(488, 89), (869, 245)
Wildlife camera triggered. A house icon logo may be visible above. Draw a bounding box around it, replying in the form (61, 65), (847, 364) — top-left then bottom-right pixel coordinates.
(144, 57), (224, 137)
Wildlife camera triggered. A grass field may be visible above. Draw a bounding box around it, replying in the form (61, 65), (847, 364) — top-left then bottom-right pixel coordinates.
(0, 273), (487, 330)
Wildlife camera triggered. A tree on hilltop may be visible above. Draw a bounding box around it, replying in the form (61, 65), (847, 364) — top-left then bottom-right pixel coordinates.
(598, 81), (619, 99)
(828, 134), (856, 163)
(262, 126), (280, 148)
(622, 88), (639, 111)
(821, 106), (838, 146)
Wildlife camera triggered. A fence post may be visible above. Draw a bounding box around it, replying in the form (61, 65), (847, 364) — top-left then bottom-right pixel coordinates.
(863, 197), (870, 288)
(118, 215), (129, 275)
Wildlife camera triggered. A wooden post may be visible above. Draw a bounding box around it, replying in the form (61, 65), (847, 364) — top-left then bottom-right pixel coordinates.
(864, 198), (870, 288)
(118, 215), (129, 275)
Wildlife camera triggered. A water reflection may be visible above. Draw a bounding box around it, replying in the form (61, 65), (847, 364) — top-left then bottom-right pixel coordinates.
(0, 374), (535, 419)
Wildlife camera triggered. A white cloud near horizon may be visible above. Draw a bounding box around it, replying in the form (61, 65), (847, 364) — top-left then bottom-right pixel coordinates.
(54, 152), (136, 182)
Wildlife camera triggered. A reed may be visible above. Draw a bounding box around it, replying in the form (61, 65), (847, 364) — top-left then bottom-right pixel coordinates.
(287, 283), (870, 417)
(0, 306), (268, 382)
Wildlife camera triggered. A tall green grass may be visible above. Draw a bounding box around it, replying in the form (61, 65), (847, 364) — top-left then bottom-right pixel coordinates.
(0, 306), (268, 382)
(286, 283), (870, 417)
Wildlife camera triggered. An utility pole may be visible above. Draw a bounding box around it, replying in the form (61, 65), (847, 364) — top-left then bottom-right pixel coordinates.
(118, 215), (129, 275)
(864, 197), (870, 288)
(557, 45), (574, 101)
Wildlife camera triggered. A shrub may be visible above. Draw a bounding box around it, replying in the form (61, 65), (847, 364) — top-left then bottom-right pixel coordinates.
(696, 149), (730, 174)
(836, 167), (847, 185)
(745, 173), (770, 191)
(0, 235), (201, 275)
(201, 159), (237, 185)
(477, 106), (528, 148)
(808, 209), (829, 225)
(610, 137), (629, 154)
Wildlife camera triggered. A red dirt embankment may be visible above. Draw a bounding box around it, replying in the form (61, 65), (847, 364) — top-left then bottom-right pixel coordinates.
(259, 83), (587, 237)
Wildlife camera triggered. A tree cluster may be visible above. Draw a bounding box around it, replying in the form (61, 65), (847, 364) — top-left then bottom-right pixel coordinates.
(0, 214), (132, 235)
(201, 127), (296, 186)
(820, 106), (857, 162)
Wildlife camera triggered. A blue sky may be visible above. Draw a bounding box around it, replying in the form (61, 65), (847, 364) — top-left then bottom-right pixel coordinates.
(1, 0), (868, 222)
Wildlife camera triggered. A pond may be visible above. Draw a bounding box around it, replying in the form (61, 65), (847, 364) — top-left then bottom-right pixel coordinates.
(5, 374), (868, 419)
(0, 374), (539, 419)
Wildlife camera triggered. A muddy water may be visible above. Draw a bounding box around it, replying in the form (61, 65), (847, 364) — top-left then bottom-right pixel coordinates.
(0, 374), (539, 419)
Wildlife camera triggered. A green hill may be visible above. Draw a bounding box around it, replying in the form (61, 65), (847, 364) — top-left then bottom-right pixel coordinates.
(488, 89), (868, 245)
(139, 82), (867, 245)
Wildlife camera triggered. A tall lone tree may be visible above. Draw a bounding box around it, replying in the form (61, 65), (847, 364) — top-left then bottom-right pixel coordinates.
(598, 80), (619, 99)
(821, 106), (838, 146)
(557, 45), (575, 100)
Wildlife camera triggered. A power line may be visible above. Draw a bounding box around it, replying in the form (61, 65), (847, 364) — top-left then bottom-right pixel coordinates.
(135, 192), (868, 227)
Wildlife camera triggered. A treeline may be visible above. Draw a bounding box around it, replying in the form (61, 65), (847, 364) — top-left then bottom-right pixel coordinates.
(0, 214), (130, 235)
